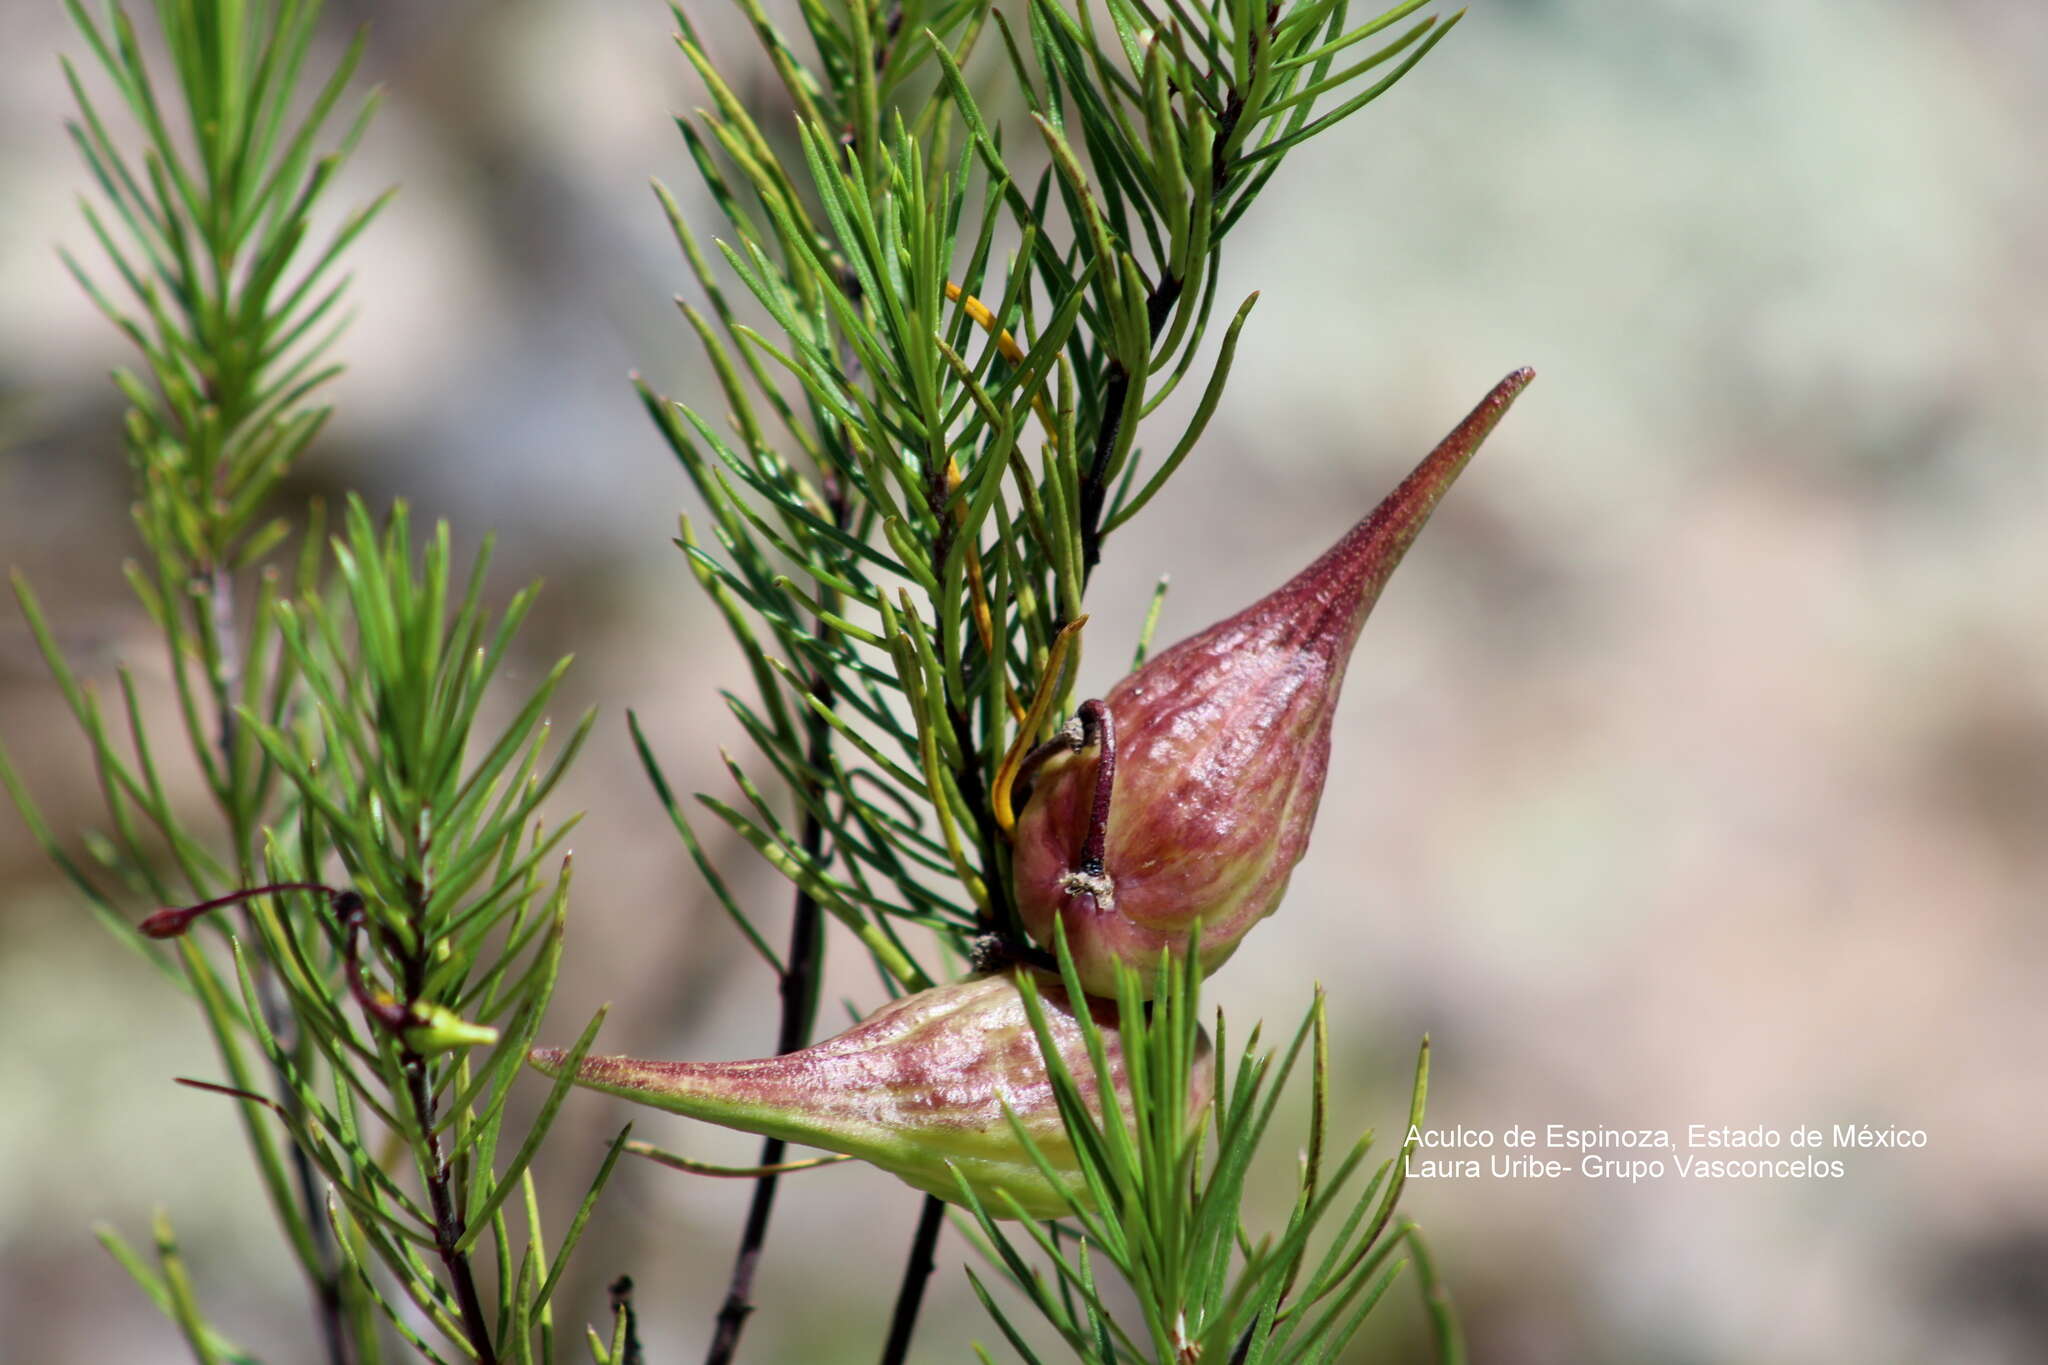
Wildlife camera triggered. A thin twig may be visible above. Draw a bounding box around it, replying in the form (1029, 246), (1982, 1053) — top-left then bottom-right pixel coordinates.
(702, 477), (850, 1365)
(927, 473), (1019, 947)
(699, 862), (820, 1365)
(394, 868), (496, 1365)
(1074, 88), (1250, 581)
(1076, 274), (1184, 580)
(406, 1054), (498, 1364)
(878, 1195), (947, 1365)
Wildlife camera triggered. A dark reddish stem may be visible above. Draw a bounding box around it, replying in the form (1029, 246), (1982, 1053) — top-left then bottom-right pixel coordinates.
(702, 855), (821, 1365)
(335, 893), (408, 1033)
(877, 1194), (946, 1365)
(1072, 27), (1269, 588)
(385, 866), (498, 1365)
(1075, 700), (1116, 877)
(139, 881), (338, 939)
(404, 1046), (496, 1362)
(701, 477), (849, 1365)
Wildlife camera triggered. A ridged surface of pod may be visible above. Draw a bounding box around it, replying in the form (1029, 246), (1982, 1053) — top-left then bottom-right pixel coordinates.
(532, 968), (1213, 1219)
(1010, 371), (1535, 996)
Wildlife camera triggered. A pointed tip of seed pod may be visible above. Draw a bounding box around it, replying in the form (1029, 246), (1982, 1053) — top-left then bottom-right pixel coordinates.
(1252, 366), (1537, 663)
(1406, 364), (1535, 516)
(1395, 370), (1528, 539)
(530, 1048), (684, 1107)
(528, 1048), (711, 1112)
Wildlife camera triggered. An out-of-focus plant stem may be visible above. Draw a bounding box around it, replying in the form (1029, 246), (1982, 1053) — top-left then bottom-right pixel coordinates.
(206, 437), (349, 1365)
(701, 833), (824, 1365)
(702, 481), (849, 1365)
(878, 1195), (946, 1365)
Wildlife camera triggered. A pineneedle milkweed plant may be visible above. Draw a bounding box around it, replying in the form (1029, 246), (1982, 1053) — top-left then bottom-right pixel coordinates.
(0, 0), (1530, 1361)
(4, 3), (615, 1362)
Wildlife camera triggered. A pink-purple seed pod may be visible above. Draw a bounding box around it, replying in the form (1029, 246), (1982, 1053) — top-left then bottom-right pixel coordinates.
(1008, 370), (1535, 997)
(531, 967), (1213, 1219)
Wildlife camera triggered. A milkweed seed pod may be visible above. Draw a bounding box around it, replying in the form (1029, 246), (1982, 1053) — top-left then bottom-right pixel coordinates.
(531, 968), (1213, 1219)
(1009, 370), (1535, 997)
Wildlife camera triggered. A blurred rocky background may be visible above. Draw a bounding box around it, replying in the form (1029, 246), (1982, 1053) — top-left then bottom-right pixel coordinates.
(3, 0), (2044, 1361)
